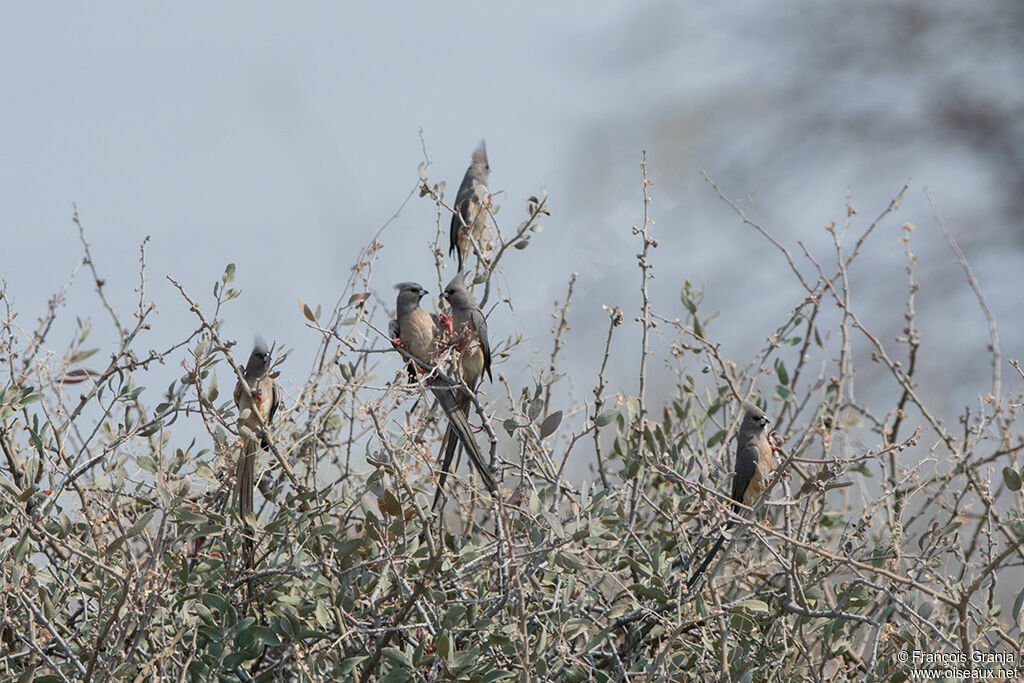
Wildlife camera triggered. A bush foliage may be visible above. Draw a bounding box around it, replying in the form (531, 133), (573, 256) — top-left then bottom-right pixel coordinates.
(1, 164), (1022, 682)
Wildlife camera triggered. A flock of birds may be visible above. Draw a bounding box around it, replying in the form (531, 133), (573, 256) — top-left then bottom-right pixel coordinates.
(227, 141), (775, 588)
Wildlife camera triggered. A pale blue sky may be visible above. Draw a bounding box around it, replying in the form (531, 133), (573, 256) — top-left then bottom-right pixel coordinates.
(2, 2), (1020, 436)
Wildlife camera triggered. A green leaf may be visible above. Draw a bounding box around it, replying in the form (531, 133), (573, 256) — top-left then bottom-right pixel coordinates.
(378, 668), (412, 682)
(376, 490), (403, 517)
(1002, 466), (1021, 492)
(595, 410), (617, 427)
(194, 524), (225, 539)
(539, 411), (562, 439)
(774, 358), (789, 386)
(299, 297), (318, 322)
(735, 599), (769, 613)
(138, 420), (163, 437)
(632, 585), (670, 603)
(222, 263), (236, 285)
(314, 600), (330, 628)
(383, 647), (412, 669)
(202, 593), (228, 613)
(194, 601), (215, 624)
(127, 511), (154, 538)
(12, 529), (30, 562)
(206, 371), (218, 403)
(252, 625), (283, 647)
(436, 631), (451, 658)
(339, 657), (367, 675)
(564, 618), (590, 639)
(527, 397), (544, 422)
(71, 348), (99, 363)
(554, 550), (585, 571)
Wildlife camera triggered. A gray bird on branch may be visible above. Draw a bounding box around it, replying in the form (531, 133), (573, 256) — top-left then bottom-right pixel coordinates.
(449, 141), (491, 272)
(687, 402), (773, 589)
(232, 338), (280, 564)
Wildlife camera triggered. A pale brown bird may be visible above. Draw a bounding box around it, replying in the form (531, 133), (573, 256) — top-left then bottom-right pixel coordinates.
(687, 402), (772, 588)
(392, 282), (439, 381)
(449, 141), (490, 272)
(433, 271), (492, 508)
(232, 339), (280, 525)
(392, 282), (497, 499)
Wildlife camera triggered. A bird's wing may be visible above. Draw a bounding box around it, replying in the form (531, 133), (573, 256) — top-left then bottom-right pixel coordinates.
(731, 442), (757, 505)
(471, 307), (492, 381)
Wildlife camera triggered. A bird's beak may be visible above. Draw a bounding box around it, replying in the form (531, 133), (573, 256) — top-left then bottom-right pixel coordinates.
(759, 415), (770, 427)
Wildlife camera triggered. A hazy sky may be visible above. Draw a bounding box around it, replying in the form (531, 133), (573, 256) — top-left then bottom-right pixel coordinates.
(3, 4), (649, 379)
(3, 2), (1021, 442)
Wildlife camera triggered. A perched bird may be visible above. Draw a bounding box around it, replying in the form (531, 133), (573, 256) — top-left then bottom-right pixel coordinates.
(433, 271), (492, 508)
(392, 283), (440, 381)
(449, 141), (491, 272)
(392, 282), (497, 499)
(232, 339), (280, 526)
(686, 402), (773, 589)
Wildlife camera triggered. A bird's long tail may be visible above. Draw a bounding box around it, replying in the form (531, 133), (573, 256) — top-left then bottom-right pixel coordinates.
(235, 438), (257, 567)
(686, 534), (726, 589)
(432, 387), (497, 502)
(433, 392), (469, 509)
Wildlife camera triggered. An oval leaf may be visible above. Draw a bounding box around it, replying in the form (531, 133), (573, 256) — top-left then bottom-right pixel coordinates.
(348, 292), (370, 308)
(71, 348), (99, 363)
(299, 297), (318, 322)
(1002, 466), (1022, 492)
(735, 599), (769, 613)
(527, 397), (544, 422)
(540, 410), (562, 439)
